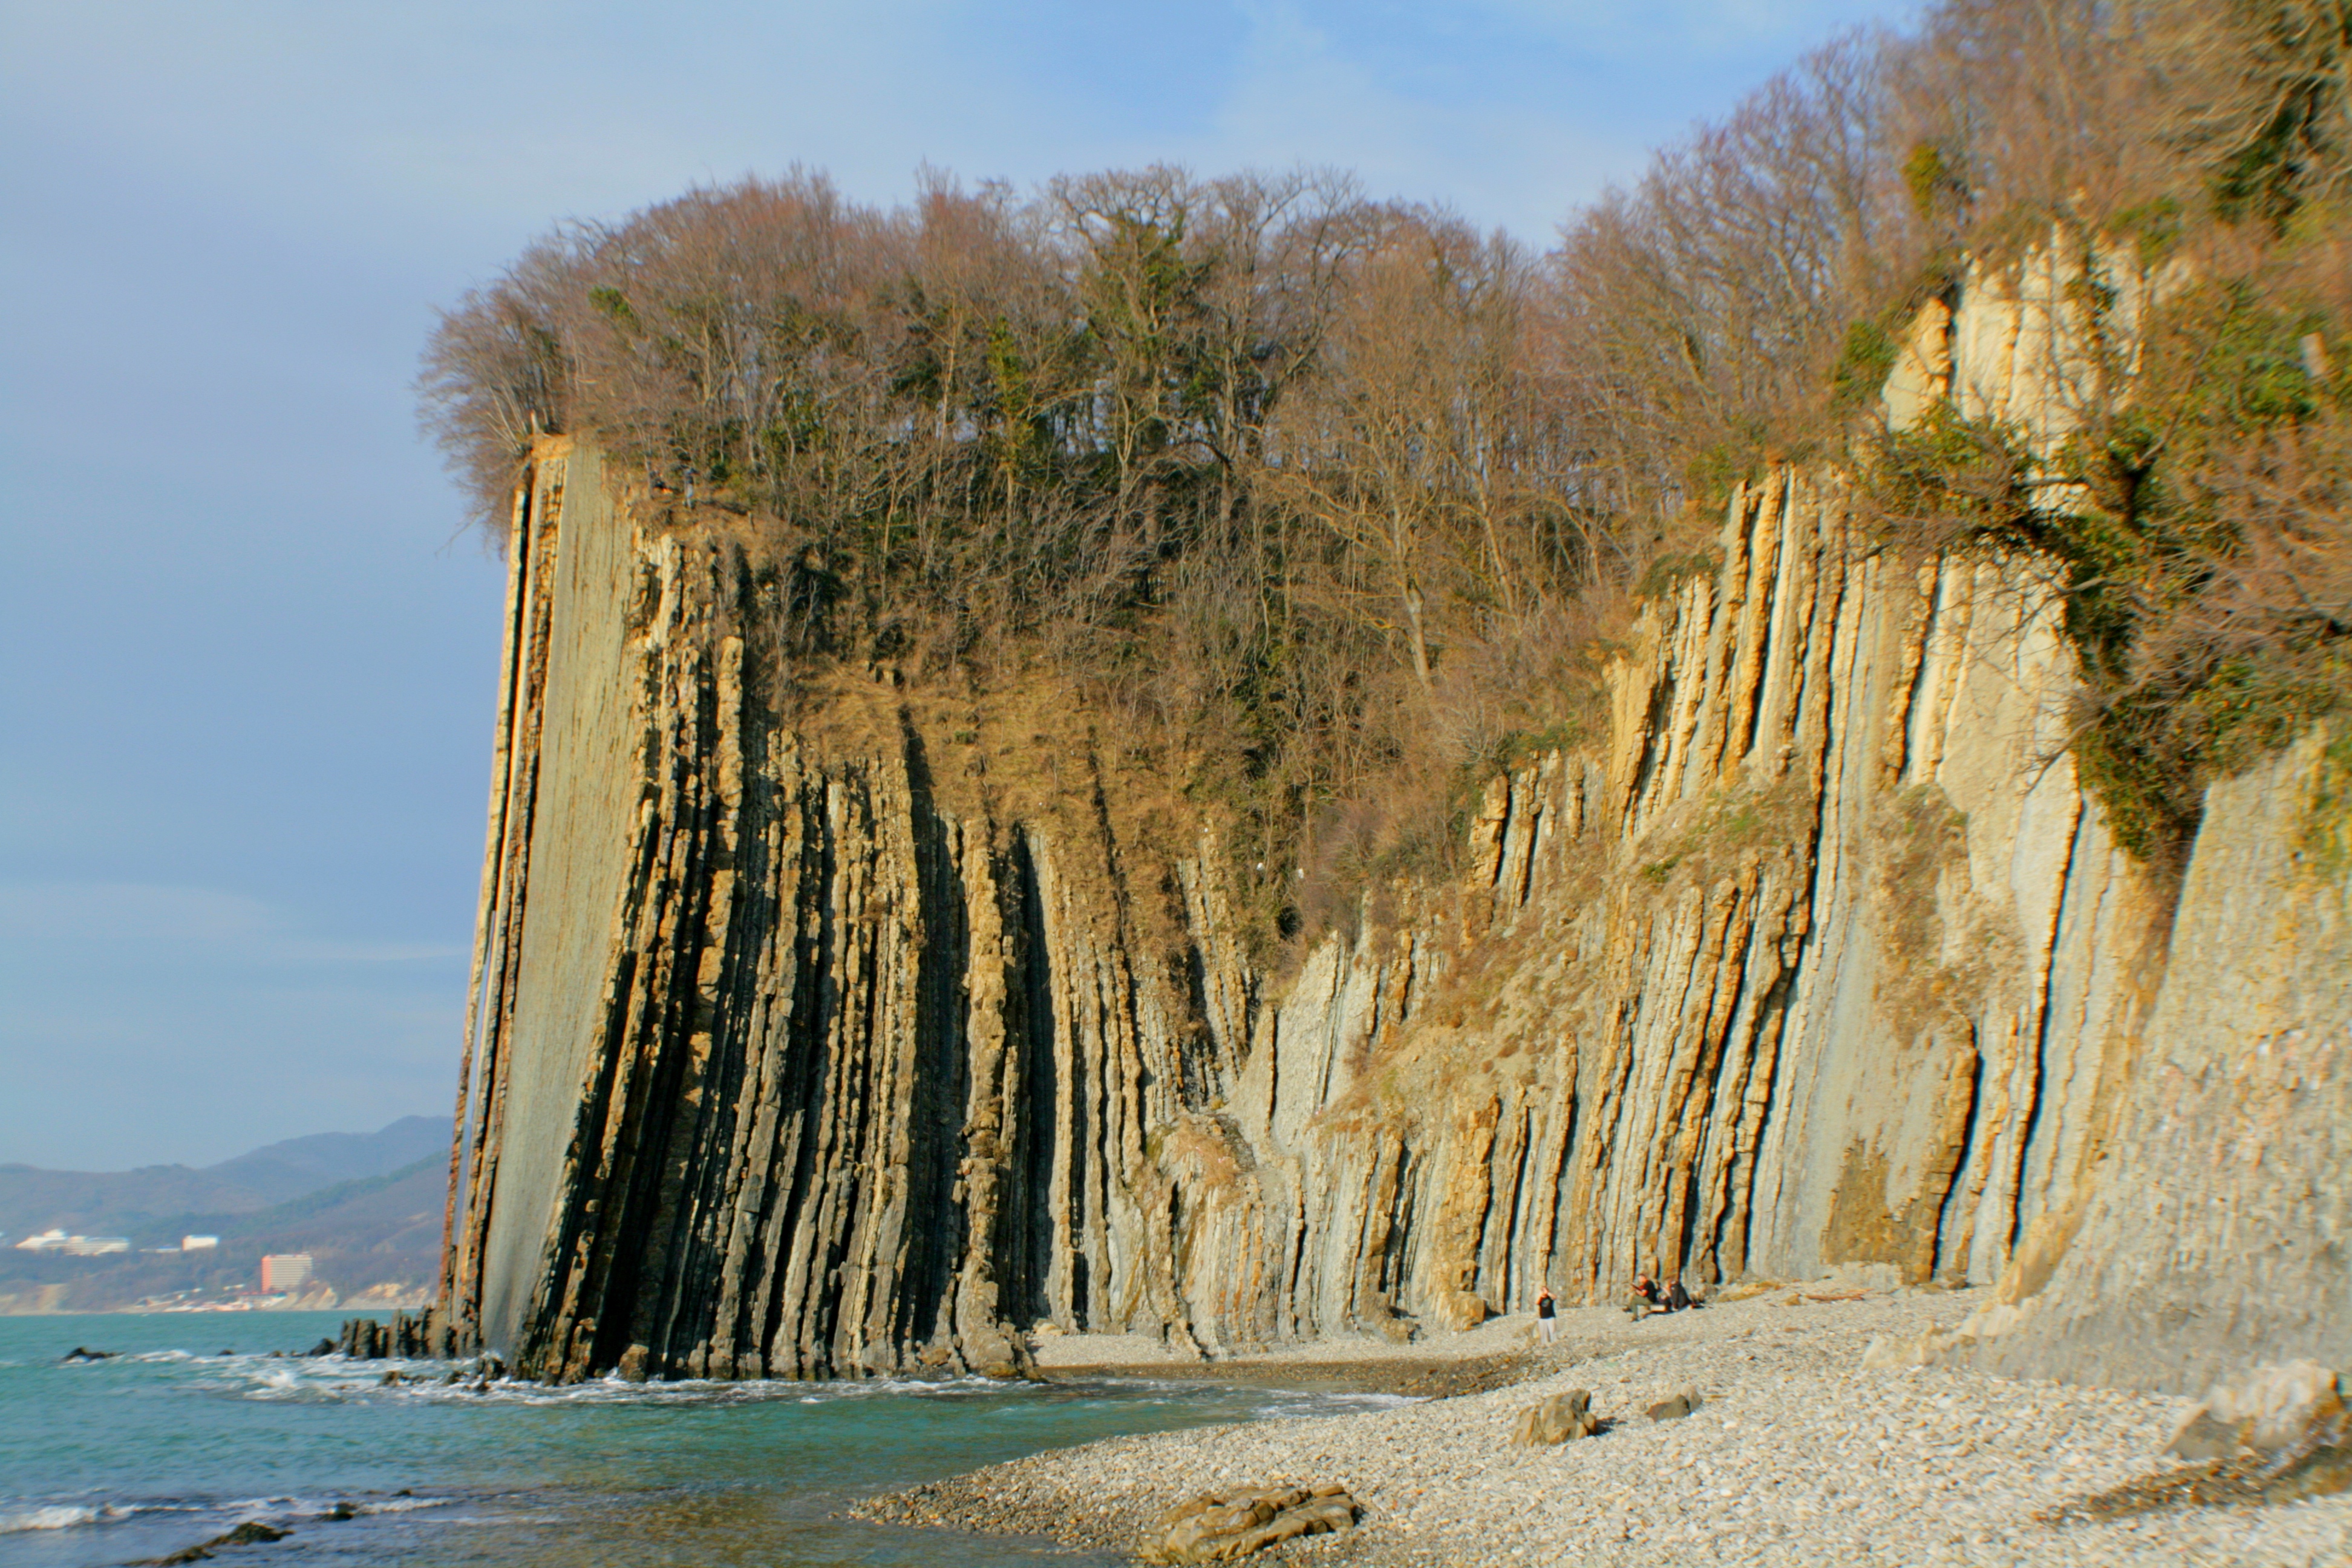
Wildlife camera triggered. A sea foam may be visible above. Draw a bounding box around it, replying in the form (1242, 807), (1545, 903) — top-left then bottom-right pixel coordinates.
(0, 1503), (105, 1532)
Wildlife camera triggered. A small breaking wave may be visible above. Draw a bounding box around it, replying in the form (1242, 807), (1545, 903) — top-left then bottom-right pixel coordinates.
(0, 1492), (454, 1541)
(0, 1504), (102, 1533)
(212, 1359), (1044, 1409)
(208, 1494), (457, 1523)
(1249, 1388), (1422, 1417)
(0, 1501), (139, 1534)
(350, 1495), (452, 1517)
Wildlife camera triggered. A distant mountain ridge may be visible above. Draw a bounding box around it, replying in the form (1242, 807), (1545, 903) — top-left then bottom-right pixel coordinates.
(0, 1116), (449, 1244)
(197, 1117), (451, 1207)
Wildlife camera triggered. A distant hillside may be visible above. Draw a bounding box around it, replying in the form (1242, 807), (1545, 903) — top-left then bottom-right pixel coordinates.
(0, 1116), (448, 1244)
(0, 1165), (275, 1244)
(198, 1116), (449, 1206)
(0, 1154), (448, 1314)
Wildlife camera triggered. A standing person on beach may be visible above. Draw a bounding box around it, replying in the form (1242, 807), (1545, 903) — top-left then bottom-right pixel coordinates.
(1535, 1285), (1557, 1345)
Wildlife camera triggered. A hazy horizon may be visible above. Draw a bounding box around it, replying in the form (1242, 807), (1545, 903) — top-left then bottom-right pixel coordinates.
(0, 1112), (446, 1178)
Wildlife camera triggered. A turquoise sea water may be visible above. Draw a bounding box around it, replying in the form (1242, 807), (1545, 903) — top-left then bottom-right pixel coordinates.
(1, 1313), (1400, 1567)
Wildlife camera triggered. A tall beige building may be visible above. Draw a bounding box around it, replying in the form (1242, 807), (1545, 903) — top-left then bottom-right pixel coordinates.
(260, 1254), (312, 1294)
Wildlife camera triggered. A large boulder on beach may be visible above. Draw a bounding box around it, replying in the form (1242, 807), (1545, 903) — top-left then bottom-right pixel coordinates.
(2168, 1362), (2347, 1460)
(957, 1319), (1035, 1380)
(1433, 1289), (1491, 1331)
(1511, 1388), (1599, 1445)
(1142, 1484), (1358, 1563)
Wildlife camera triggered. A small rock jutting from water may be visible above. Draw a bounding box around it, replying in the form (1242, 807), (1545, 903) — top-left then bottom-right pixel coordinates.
(333, 1310), (443, 1361)
(1140, 1483), (1359, 1563)
(1509, 1388), (1600, 1445)
(132, 1520), (292, 1565)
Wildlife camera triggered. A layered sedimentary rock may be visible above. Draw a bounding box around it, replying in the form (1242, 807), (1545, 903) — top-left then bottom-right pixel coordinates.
(440, 251), (2348, 1394)
(1976, 728), (2352, 1391)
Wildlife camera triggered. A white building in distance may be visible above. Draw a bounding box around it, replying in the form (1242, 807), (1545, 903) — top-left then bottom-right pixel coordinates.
(12, 1229), (129, 1254)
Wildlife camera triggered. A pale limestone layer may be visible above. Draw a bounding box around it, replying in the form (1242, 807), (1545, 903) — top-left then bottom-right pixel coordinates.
(1976, 729), (2352, 1392)
(440, 246), (2345, 1391)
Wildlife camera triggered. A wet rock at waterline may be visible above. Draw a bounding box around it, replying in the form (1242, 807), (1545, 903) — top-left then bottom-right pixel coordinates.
(132, 1521), (292, 1565)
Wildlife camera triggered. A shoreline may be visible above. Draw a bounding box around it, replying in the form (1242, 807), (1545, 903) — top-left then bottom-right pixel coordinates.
(865, 1288), (2352, 1566)
(1036, 1353), (1534, 1401)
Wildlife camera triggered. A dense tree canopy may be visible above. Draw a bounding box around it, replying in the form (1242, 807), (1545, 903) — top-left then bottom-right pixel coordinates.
(425, 0), (2350, 900)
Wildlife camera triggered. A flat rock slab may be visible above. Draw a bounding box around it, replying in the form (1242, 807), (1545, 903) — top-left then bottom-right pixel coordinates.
(1143, 1483), (1359, 1563)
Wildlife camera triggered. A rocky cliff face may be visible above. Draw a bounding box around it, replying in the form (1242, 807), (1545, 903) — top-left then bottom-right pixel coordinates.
(439, 251), (2348, 1394)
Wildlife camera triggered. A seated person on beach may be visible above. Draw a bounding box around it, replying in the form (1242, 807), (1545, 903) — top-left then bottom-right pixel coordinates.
(1625, 1275), (1663, 1319)
(1665, 1279), (1692, 1312)
(1535, 1285), (1558, 1344)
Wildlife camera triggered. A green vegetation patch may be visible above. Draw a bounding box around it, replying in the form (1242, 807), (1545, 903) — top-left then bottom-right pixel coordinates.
(1866, 256), (2351, 860)
(2306, 725), (2352, 883)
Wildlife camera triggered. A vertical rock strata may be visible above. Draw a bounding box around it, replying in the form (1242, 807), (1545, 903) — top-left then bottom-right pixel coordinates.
(442, 258), (2348, 1394)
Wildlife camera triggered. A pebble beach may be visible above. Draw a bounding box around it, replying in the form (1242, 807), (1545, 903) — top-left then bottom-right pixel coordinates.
(861, 1287), (2352, 1566)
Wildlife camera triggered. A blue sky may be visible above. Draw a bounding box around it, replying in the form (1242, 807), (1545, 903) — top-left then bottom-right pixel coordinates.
(0, 0), (1913, 1171)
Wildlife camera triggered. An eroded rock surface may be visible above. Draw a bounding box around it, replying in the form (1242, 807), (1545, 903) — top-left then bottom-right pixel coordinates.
(2168, 1362), (2347, 1461)
(1143, 1485), (1359, 1564)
